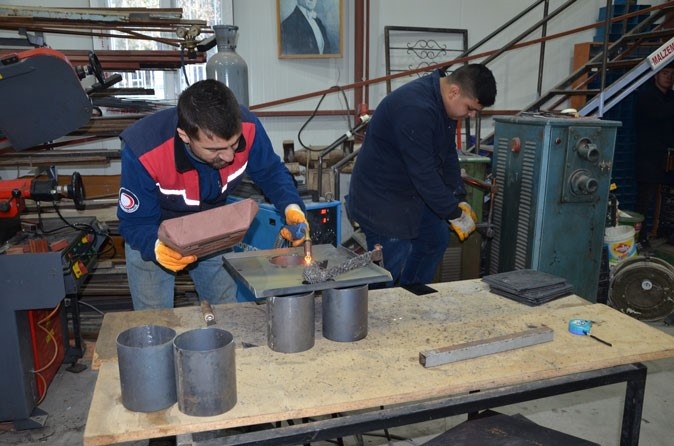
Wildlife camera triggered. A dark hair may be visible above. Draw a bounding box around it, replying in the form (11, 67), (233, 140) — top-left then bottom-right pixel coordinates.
(177, 79), (242, 141)
(447, 64), (497, 107)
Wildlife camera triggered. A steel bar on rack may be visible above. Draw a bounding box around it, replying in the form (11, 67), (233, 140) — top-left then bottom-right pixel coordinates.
(0, 6), (186, 22)
(0, 23), (184, 47)
(62, 50), (207, 70)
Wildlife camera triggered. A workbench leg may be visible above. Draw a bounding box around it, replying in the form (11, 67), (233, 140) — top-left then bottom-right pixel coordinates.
(467, 389), (481, 420)
(620, 363), (647, 446)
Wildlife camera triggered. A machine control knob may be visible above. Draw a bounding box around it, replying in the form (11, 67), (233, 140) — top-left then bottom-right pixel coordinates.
(569, 169), (599, 195)
(577, 139), (600, 163)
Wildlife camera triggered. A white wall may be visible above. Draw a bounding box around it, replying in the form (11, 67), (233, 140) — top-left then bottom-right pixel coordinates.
(0, 0), (664, 177)
(235, 0), (619, 148)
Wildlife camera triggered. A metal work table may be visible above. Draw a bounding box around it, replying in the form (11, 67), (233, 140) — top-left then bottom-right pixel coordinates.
(84, 279), (674, 446)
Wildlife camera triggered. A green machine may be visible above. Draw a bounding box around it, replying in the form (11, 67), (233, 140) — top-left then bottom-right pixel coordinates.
(489, 115), (620, 302)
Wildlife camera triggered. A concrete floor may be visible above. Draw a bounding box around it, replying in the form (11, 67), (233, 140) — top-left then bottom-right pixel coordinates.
(1, 323), (673, 446)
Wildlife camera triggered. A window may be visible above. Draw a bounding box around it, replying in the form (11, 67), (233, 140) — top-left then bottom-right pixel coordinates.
(104, 0), (221, 100)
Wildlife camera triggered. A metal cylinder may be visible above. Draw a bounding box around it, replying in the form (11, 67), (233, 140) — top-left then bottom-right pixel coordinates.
(206, 25), (249, 106)
(173, 328), (237, 417)
(322, 285), (368, 342)
(267, 291), (315, 353)
(116, 325), (177, 412)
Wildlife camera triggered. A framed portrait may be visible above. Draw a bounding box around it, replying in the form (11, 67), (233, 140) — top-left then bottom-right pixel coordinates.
(277, 0), (343, 59)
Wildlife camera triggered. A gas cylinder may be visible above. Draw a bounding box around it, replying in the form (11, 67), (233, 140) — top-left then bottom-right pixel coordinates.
(206, 25), (249, 106)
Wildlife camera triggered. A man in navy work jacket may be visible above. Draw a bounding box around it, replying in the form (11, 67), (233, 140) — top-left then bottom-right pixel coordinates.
(117, 79), (308, 310)
(347, 64), (497, 287)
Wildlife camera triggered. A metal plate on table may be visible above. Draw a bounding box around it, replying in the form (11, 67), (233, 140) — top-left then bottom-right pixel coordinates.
(223, 244), (392, 298)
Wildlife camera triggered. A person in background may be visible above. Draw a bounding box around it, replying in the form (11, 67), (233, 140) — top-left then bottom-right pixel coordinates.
(117, 79), (308, 310)
(347, 64), (497, 287)
(280, 0), (334, 55)
(634, 63), (674, 246)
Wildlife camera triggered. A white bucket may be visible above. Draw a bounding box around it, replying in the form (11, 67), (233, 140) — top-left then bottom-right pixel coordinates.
(604, 225), (636, 266)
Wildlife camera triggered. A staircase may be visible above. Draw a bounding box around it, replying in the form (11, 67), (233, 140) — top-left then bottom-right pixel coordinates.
(464, 1), (674, 211)
(521, 2), (674, 118)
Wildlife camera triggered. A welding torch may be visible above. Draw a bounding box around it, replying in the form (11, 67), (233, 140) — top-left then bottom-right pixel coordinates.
(276, 222), (313, 264)
(302, 227), (313, 265)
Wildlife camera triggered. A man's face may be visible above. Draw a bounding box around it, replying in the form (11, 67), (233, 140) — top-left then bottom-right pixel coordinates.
(178, 128), (243, 170)
(298, 0), (317, 10)
(443, 84), (483, 121)
(655, 68), (674, 93)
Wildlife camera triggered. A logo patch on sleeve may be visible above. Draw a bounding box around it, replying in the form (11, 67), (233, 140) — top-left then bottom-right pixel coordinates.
(119, 188), (140, 213)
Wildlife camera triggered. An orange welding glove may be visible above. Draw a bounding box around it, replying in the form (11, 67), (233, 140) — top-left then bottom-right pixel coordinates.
(285, 204), (309, 227)
(154, 240), (197, 272)
(280, 227), (306, 247)
(282, 204), (310, 247)
(448, 202), (477, 241)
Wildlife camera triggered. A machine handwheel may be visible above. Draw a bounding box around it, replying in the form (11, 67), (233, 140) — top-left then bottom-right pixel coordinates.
(68, 172), (86, 210)
(88, 51), (106, 84)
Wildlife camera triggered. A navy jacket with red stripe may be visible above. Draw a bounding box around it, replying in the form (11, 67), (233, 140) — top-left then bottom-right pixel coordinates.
(117, 106), (301, 261)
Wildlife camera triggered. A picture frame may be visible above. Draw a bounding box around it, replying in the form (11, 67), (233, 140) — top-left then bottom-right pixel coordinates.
(277, 0), (343, 59)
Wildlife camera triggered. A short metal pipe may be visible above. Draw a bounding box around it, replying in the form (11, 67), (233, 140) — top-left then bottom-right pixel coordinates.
(267, 291), (315, 353)
(173, 327), (237, 417)
(322, 285), (368, 342)
(116, 325), (177, 412)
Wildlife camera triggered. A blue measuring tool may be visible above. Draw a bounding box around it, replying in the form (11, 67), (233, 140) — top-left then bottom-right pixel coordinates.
(568, 319), (613, 347)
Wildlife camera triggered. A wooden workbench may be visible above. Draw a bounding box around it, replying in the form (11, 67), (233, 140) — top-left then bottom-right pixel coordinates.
(84, 279), (674, 445)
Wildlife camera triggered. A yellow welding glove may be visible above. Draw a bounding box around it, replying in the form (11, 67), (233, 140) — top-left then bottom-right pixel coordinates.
(285, 204), (309, 227)
(154, 240), (197, 272)
(282, 204), (310, 247)
(458, 201), (478, 223)
(448, 202), (477, 241)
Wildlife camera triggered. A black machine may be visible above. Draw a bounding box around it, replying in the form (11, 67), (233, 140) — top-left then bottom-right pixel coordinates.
(0, 47), (120, 151)
(0, 47), (115, 428)
(0, 165), (103, 428)
(0, 167), (86, 243)
(0, 217), (107, 429)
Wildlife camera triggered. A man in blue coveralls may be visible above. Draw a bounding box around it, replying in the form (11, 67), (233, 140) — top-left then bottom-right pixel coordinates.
(117, 79), (308, 310)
